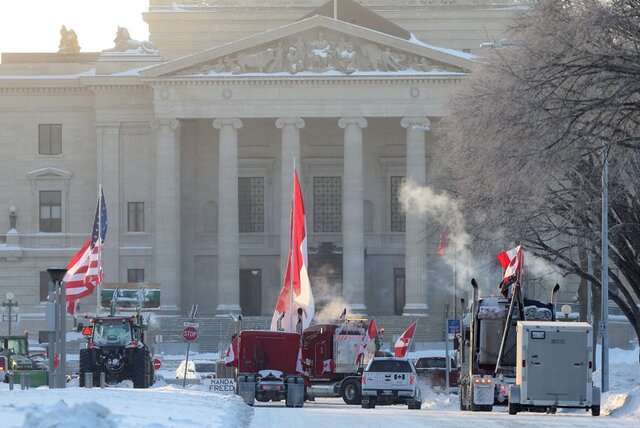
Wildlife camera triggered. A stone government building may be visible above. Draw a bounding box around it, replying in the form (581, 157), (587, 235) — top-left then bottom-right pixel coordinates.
(0, 1), (525, 336)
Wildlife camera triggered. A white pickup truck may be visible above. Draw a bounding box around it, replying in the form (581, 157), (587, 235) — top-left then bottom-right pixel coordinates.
(361, 357), (422, 409)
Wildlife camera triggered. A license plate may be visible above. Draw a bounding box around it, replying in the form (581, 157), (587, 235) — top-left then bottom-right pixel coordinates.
(382, 390), (393, 395)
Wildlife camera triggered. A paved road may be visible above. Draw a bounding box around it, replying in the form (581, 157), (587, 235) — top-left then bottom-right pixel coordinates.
(250, 398), (633, 428)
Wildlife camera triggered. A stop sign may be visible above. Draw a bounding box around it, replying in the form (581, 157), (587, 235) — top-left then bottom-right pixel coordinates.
(153, 358), (162, 370)
(183, 326), (198, 342)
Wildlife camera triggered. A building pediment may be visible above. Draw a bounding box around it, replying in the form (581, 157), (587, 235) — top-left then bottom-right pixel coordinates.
(26, 167), (73, 180)
(141, 15), (474, 79)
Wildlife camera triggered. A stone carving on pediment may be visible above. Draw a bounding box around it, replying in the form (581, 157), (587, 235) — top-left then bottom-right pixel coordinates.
(176, 31), (461, 76)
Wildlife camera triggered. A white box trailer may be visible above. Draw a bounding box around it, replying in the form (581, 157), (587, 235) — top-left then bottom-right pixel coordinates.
(508, 321), (600, 416)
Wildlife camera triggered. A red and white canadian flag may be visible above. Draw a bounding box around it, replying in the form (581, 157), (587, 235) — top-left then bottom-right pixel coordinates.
(321, 358), (336, 374)
(394, 320), (418, 358)
(356, 318), (378, 364)
(496, 245), (523, 281)
(270, 169), (315, 332)
(224, 336), (239, 367)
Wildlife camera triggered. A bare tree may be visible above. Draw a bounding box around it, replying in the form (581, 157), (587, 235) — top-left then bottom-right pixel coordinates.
(439, 0), (640, 355)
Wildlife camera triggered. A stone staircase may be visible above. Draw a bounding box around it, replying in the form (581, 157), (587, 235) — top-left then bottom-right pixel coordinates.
(148, 314), (446, 354)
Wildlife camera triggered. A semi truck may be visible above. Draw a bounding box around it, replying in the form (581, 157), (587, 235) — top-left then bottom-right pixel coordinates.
(235, 329), (305, 407)
(302, 318), (376, 405)
(231, 315), (377, 406)
(459, 278), (560, 412)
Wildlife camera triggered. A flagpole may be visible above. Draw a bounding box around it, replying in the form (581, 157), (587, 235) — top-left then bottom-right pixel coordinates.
(289, 159), (296, 332)
(96, 185), (102, 316)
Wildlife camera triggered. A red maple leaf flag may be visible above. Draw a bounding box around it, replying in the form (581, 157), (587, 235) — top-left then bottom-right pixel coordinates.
(224, 336), (239, 367)
(394, 320), (418, 358)
(496, 245), (523, 281)
(270, 169), (315, 332)
(356, 318), (378, 364)
(436, 226), (450, 256)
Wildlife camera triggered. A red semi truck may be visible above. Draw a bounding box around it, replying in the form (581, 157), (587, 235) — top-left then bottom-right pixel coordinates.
(236, 330), (305, 407)
(302, 319), (375, 405)
(232, 317), (377, 407)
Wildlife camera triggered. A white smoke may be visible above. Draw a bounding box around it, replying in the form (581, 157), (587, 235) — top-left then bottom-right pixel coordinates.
(399, 181), (476, 291)
(311, 270), (351, 324)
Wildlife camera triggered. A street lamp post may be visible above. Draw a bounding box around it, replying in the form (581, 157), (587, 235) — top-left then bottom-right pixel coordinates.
(47, 268), (67, 389)
(1, 292), (19, 335)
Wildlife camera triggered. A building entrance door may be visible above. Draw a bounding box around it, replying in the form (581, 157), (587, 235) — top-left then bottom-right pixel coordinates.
(394, 268), (405, 315)
(308, 242), (343, 315)
(240, 269), (262, 316)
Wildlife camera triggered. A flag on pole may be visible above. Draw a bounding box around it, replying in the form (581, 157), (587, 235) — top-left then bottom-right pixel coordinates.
(64, 189), (107, 316)
(270, 170), (315, 332)
(436, 226), (450, 256)
(496, 245), (523, 281)
(356, 318), (378, 364)
(394, 319), (418, 358)
(224, 336), (239, 367)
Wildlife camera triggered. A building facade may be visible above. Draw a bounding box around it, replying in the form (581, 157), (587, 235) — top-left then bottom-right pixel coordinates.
(0, 1), (525, 332)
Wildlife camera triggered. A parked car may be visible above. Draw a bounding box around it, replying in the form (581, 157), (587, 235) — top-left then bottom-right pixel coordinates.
(361, 357), (422, 409)
(175, 360), (217, 381)
(414, 356), (460, 392)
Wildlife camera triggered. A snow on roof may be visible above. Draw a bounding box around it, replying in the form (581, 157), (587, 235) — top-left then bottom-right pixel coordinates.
(409, 34), (476, 61)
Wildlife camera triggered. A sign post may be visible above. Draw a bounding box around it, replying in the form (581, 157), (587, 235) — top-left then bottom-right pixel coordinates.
(445, 318), (460, 395)
(182, 305), (198, 388)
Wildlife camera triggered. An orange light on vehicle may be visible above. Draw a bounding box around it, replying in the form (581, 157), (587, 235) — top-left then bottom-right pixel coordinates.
(81, 326), (93, 336)
(362, 376), (366, 385)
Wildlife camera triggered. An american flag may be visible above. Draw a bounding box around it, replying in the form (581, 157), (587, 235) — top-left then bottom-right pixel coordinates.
(63, 189), (108, 316)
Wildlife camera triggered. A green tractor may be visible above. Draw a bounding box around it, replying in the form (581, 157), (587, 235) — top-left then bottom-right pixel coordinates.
(0, 334), (49, 387)
(78, 287), (154, 388)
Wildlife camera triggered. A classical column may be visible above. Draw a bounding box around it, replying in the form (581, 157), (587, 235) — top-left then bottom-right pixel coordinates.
(152, 119), (181, 311)
(214, 118), (243, 313)
(401, 117), (431, 315)
(276, 117), (304, 284)
(338, 117), (368, 313)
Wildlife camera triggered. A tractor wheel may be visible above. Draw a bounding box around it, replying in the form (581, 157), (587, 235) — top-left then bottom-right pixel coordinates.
(79, 349), (98, 387)
(591, 405), (600, 417)
(341, 378), (362, 405)
(132, 348), (151, 388)
(508, 400), (519, 415)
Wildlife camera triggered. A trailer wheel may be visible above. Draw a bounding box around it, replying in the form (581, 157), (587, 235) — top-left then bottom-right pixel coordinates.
(508, 400), (519, 415)
(341, 379), (362, 405)
(591, 405), (600, 417)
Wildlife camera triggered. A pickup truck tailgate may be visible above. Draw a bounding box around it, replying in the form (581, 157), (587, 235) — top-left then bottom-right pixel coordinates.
(363, 372), (413, 390)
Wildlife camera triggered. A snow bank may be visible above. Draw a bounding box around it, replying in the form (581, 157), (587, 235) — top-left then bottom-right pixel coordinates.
(24, 400), (117, 428)
(0, 384), (253, 428)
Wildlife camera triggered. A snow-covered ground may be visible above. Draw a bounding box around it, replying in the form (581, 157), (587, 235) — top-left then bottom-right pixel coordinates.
(0, 346), (637, 427)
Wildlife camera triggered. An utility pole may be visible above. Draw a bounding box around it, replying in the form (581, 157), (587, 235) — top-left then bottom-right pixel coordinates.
(600, 148), (609, 393)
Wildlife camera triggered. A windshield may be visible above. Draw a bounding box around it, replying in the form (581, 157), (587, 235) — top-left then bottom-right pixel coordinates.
(93, 322), (132, 346)
(415, 358), (455, 369)
(2, 338), (27, 356)
(195, 363), (216, 372)
(368, 360), (412, 373)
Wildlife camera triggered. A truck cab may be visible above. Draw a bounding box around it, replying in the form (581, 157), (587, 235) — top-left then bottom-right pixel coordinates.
(361, 357), (422, 409)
